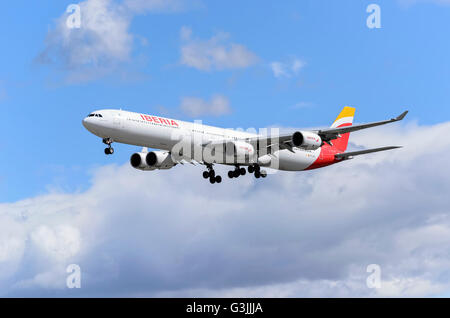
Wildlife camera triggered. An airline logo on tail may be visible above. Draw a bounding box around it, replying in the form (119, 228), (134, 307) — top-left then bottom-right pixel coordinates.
(331, 106), (355, 128)
(329, 106), (355, 152)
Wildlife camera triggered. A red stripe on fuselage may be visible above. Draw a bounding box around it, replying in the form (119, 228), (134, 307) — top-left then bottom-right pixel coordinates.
(305, 123), (352, 170)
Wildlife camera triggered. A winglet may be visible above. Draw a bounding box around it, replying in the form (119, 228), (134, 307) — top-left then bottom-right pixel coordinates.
(394, 110), (408, 121)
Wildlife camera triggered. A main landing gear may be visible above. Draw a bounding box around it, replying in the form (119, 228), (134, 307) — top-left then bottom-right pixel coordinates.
(103, 138), (114, 155)
(228, 166), (247, 179)
(247, 164), (267, 179)
(202, 164), (222, 184)
(227, 164), (267, 179)
(202, 164), (267, 184)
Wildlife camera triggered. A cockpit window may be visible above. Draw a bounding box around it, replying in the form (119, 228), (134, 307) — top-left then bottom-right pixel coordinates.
(87, 113), (103, 118)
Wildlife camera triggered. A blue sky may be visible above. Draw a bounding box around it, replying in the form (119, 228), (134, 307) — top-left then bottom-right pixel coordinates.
(1, 0), (449, 202)
(1, 0), (450, 297)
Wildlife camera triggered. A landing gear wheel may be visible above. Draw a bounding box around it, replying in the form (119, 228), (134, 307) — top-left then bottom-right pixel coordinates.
(239, 168), (246, 176)
(204, 164), (216, 182)
(228, 171), (234, 178)
(248, 165), (254, 173)
(103, 137), (114, 155)
(260, 170), (267, 178)
(233, 170), (240, 178)
(104, 147), (114, 155)
(254, 171), (261, 179)
(215, 176), (222, 183)
(254, 165), (261, 173)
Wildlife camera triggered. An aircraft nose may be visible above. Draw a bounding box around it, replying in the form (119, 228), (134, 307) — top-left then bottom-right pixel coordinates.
(82, 117), (95, 132)
(82, 117), (89, 129)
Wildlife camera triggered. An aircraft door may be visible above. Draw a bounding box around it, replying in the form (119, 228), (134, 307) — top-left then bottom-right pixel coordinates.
(113, 112), (124, 136)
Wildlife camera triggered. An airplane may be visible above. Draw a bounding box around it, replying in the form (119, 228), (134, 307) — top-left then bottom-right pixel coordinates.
(82, 106), (408, 184)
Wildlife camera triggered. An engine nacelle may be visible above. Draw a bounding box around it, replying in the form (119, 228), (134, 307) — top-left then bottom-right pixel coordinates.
(292, 131), (322, 150)
(130, 151), (176, 171)
(145, 151), (176, 169)
(257, 154), (272, 166)
(130, 152), (155, 171)
(226, 141), (255, 162)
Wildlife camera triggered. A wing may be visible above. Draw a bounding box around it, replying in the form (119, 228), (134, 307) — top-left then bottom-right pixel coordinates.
(201, 110), (408, 155)
(244, 110), (408, 152)
(202, 134), (297, 153)
(317, 111), (408, 143)
(244, 134), (297, 152)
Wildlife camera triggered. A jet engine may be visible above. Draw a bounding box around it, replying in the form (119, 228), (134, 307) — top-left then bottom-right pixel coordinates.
(145, 151), (176, 169)
(130, 151), (176, 171)
(292, 131), (322, 150)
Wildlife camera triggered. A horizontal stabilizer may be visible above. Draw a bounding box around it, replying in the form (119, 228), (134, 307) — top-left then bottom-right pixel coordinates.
(335, 146), (402, 160)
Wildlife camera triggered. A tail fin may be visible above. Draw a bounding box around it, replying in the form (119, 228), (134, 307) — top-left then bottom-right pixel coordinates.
(330, 106), (355, 152)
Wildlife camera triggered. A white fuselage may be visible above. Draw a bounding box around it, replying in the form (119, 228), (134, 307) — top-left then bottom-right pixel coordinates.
(82, 109), (321, 171)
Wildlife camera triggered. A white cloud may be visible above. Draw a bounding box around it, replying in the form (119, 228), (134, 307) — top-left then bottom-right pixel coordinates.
(180, 95), (231, 117)
(292, 59), (305, 74)
(37, 0), (131, 69)
(36, 0), (185, 82)
(270, 62), (288, 78)
(180, 27), (258, 71)
(180, 25), (192, 41)
(2, 120), (450, 296)
(270, 58), (305, 78)
(30, 225), (81, 262)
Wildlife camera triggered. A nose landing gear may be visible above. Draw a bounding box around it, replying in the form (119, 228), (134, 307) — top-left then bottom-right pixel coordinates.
(103, 138), (114, 155)
(104, 147), (114, 155)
